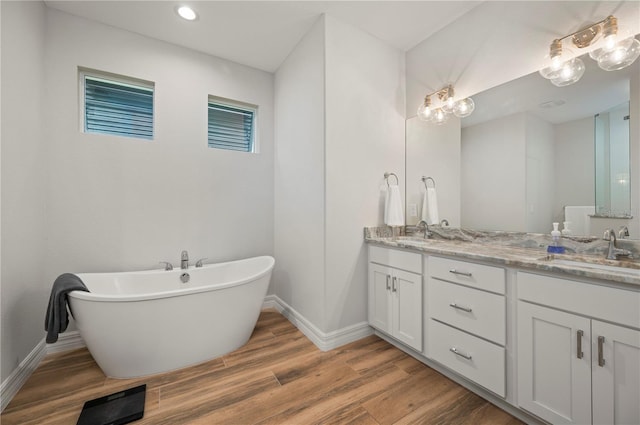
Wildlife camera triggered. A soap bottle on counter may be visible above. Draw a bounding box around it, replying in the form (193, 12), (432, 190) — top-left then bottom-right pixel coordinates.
(547, 222), (566, 254)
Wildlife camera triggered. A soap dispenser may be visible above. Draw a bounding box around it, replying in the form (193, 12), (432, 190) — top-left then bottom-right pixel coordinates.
(561, 221), (572, 236)
(547, 222), (565, 254)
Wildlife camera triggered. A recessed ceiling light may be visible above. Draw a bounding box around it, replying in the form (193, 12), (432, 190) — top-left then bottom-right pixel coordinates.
(176, 5), (197, 21)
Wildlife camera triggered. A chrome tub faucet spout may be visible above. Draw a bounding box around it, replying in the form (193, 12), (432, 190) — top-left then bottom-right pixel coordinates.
(181, 250), (189, 269)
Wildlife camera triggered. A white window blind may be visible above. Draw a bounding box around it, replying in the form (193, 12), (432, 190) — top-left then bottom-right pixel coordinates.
(83, 74), (154, 140)
(207, 101), (256, 152)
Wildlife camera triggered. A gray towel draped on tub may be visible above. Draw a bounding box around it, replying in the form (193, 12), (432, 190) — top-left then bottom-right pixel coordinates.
(44, 273), (89, 343)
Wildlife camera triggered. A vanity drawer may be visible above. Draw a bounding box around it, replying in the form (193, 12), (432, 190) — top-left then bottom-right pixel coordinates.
(517, 272), (640, 329)
(429, 319), (505, 397)
(369, 245), (422, 274)
(429, 256), (505, 294)
(429, 278), (505, 345)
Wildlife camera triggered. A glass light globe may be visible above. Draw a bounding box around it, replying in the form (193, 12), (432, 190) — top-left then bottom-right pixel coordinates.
(432, 108), (448, 125)
(550, 57), (585, 87)
(441, 96), (455, 113)
(594, 37), (640, 71)
(417, 102), (433, 121)
(453, 98), (475, 118)
(539, 44), (575, 80)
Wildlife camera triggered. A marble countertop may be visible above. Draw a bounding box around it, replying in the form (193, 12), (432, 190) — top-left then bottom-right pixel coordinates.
(364, 227), (640, 287)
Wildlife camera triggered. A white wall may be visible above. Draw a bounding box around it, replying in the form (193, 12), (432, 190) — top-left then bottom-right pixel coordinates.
(324, 15), (405, 332)
(274, 16), (326, 329)
(1, 5), (275, 386)
(461, 113), (527, 231)
(405, 117), (461, 227)
(43, 9), (274, 280)
(1, 0), (48, 382)
(525, 114), (554, 233)
(274, 15), (405, 334)
(554, 117), (595, 223)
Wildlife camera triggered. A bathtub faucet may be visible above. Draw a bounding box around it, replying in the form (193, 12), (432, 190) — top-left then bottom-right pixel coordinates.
(181, 250), (189, 269)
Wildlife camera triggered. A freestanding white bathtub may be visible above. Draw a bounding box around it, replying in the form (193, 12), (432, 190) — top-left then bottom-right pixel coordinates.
(68, 256), (274, 378)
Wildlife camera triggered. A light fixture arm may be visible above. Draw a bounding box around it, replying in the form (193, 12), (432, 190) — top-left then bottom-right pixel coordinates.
(423, 84), (455, 103)
(540, 14), (638, 86)
(417, 84), (474, 123)
(550, 15), (615, 53)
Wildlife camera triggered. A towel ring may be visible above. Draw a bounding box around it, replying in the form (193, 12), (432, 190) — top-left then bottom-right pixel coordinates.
(384, 172), (399, 187)
(422, 176), (436, 190)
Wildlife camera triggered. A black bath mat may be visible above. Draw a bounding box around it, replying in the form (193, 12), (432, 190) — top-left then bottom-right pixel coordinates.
(76, 384), (146, 425)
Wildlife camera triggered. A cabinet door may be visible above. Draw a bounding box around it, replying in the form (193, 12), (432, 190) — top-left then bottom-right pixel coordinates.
(592, 321), (640, 425)
(517, 302), (592, 425)
(392, 269), (423, 352)
(368, 263), (391, 334)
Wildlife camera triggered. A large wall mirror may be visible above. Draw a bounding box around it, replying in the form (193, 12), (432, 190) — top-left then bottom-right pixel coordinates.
(406, 48), (639, 239)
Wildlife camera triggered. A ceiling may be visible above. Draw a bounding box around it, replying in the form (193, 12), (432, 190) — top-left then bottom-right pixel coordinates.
(44, 0), (640, 113)
(44, 1), (481, 73)
(406, 1), (640, 110)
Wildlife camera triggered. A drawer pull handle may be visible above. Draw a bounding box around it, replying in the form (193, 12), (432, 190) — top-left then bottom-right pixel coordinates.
(598, 336), (605, 367)
(576, 330), (584, 359)
(386, 275), (391, 291)
(449, 303), (472, 313)
(449, 347), (472, 360)
(449, 269), (472, 277)
(392, 276), (397, 293)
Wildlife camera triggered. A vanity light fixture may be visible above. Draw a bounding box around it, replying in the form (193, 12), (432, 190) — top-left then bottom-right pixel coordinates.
(539, 15), (640, 87)
(176, 5), (198, 21)
(416, 84), (474, 124)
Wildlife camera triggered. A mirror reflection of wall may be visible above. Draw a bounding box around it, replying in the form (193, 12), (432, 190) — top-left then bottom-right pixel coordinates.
(405, 117), (461, 227)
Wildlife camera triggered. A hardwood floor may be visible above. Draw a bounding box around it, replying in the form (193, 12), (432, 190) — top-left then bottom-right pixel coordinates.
(1, 310), (522, 424)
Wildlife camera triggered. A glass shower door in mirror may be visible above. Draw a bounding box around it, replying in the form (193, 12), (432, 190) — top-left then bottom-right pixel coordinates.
(594, 102), (631, 217)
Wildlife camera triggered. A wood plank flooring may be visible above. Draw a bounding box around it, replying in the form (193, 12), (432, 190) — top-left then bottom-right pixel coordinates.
(1, 310), (523, 424)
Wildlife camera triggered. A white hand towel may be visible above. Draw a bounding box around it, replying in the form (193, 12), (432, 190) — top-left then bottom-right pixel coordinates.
(426, 187), (439, 225)
(384, 185), (404, 226)
(420, 190), (429, 222)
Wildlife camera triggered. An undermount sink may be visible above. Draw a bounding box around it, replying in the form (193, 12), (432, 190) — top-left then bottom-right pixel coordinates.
(543, 257), (640, 276)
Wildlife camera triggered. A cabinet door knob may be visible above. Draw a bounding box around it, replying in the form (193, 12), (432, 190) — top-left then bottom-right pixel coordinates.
(386, 275), (391, 291)
(576, 330), (584, 359)
(449, 347), (472, 360)
(598, 336), (606, 367)
(392, 276), (397, 292)
(449, 269), (472, 277)
(449, 303), (473, 313)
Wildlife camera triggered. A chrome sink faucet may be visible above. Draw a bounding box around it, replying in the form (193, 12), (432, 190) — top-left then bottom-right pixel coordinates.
(618, 226), (630, 239)
(416, 220), (431, 239)
(603, 229), (632, 260)
(181, 250), (189, 269)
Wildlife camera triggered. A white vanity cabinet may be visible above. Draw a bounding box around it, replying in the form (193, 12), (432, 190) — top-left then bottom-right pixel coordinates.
(368, 246), (423, 351)
(426, 256), (507, 397)
(517, 272), (640, 425)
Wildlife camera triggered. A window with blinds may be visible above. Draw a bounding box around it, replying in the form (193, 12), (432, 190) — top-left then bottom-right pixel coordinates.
(82, 71), (154, 140)
(207, 99), (256, 152)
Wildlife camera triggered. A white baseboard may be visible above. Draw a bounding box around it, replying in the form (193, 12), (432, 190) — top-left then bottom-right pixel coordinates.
(46, 331), (85, 354)
(0, 332), (85, 413)
(0, 339), (47, 412)
(262, 294), (373, 351)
